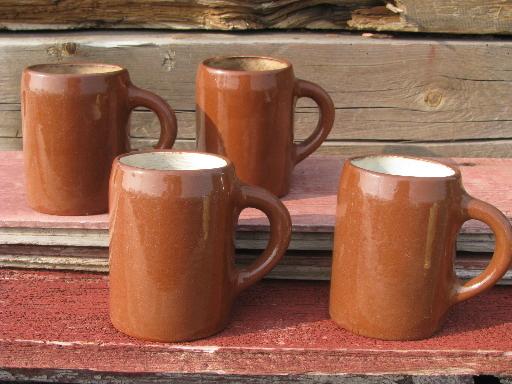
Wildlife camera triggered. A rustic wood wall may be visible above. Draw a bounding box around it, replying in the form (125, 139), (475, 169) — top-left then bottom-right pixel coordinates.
(0, 1), (511, 157)
(1, 31), (511, 157)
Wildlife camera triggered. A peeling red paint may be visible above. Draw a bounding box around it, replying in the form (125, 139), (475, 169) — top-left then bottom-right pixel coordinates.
(0, 152), (510, 234)
(0, 269), (511, 375)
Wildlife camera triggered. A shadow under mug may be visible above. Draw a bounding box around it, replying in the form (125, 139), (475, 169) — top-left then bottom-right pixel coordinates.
(330, 155), (512, 340)
(196, 56), (335, 197)
(109, 150), (292, 342)
(22, 63), (178, 215)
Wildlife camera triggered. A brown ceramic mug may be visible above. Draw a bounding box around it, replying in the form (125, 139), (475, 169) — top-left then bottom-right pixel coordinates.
(109, 150), (291, 342)
(196, 56), (335, 197)
(330, 155), (512, 341)
(22, 63), (177, 215)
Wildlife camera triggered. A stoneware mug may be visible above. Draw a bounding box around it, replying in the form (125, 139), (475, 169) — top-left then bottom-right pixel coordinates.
(330, 155), (512, 341)
(196, 56), (335, 197)
(22, 63), (178, 215)
(109, 150), (291, 342)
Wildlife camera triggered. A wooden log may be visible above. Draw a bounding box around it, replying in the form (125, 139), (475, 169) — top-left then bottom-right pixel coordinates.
(0, 268), (511, 380)
(0, 1), (511, 36)
(394, 1), (512, 35)
(349, 1), (512, 36)
(1, 32), (512, 157)
(0, 1), (382, 31)
(0, 244), (509, 285)
(0, 152), (509, 253)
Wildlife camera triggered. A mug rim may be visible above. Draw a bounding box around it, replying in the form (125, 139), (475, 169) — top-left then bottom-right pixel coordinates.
(347, 154), (461, 180)
(24, 62), (126, 78)
(201, 55), (292, 74)
(114, 149), (233, 175)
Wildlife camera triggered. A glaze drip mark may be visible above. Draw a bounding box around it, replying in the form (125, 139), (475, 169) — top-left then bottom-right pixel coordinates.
(424, 203), (439, 270)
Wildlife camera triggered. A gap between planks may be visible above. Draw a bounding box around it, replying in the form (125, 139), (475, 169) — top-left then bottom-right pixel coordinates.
(0, 245), (509, 284)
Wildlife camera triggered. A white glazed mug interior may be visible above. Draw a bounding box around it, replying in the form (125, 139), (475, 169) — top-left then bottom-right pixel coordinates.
(28, 63), (124, 75)
(120, 152), (228, 171)
(351, 156), (456, 177)
(204, 56), (288, 72)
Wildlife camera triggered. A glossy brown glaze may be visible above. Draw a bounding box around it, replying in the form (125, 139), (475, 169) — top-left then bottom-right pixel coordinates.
(330, 155), (512, 341)
(196, 56), (335, 197)
(109, 150), (291, 342)
(22, 63), (177, 215)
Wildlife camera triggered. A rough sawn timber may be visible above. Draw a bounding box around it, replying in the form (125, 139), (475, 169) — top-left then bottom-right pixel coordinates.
(0, 152), (509, 253)
(0, 1), (511, 36)
(0, 31), (511, 157)
(349, 1), (512, 35)
(0, 0), (382, 31)
(0, 245), (510, 285)
(0, 269), (511, 381)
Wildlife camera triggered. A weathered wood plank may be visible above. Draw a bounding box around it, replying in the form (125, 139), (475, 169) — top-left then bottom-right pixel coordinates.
(0, 1), (382, 31)
(1, 32), (512, 157)
(0, 245), (509, 285)
(5, 105), (512, 142)
(2, 136), (512, 158)
(395, 1), (512, 35)
(310, 140), (512, 158)
(0, 369), (466, 384)
(132, 138), (512, 159)
(1, 1), (511, 36)
(1, 268), (511, 379)
(0, 152), (509, 252)
(0, 226), (499, 254)
(348, 1), (512, 35)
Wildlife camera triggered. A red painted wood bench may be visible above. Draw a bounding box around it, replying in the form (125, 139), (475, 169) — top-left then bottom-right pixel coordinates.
(0, 152), (509, 250)
(0, 269), (511, 382)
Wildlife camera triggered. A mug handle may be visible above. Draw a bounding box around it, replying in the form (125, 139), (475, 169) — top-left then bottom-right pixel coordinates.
(451, 193), (512, 304)
(234, 184), (291, 295)
(128, 84), (178, 149)
(293, 79), (335, 164)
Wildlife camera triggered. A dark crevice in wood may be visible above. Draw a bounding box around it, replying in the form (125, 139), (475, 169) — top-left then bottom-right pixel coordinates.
(474, 375), (501, 384)
(441, 75), (512, 83)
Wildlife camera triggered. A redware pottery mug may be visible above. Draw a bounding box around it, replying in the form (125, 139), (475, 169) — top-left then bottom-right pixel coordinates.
(109, 150), (291, 342)
(196, 56), (335, 197)
(22, 63), (177, 215)
(330, 155), (512, 341)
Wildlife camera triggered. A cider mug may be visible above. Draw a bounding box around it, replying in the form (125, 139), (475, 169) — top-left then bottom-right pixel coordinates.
(196, 56), (335, 197)
(109, 150), (291, 341)
(330, 155), (512, 340)
(22, 63), (177, 215)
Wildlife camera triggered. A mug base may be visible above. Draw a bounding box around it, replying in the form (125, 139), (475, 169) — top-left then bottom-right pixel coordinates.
(26, 200), (108, 216)
(329, 314), (442, 341)
(110, 316), (230, 343)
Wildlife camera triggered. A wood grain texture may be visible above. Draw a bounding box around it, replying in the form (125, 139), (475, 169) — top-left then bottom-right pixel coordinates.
(348, 1), (512, 35)
(0, 245), (509, 285)
(0, 370), (474, 384)
(0, 152), (509, 252)
(1, 31), (512, 157)
(0, 269), (511, 379)
(0, 226), (499, 253)
(1, 1), (511, 36)
(0, 1), (382, 31)
(395, 1), (512, 35)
